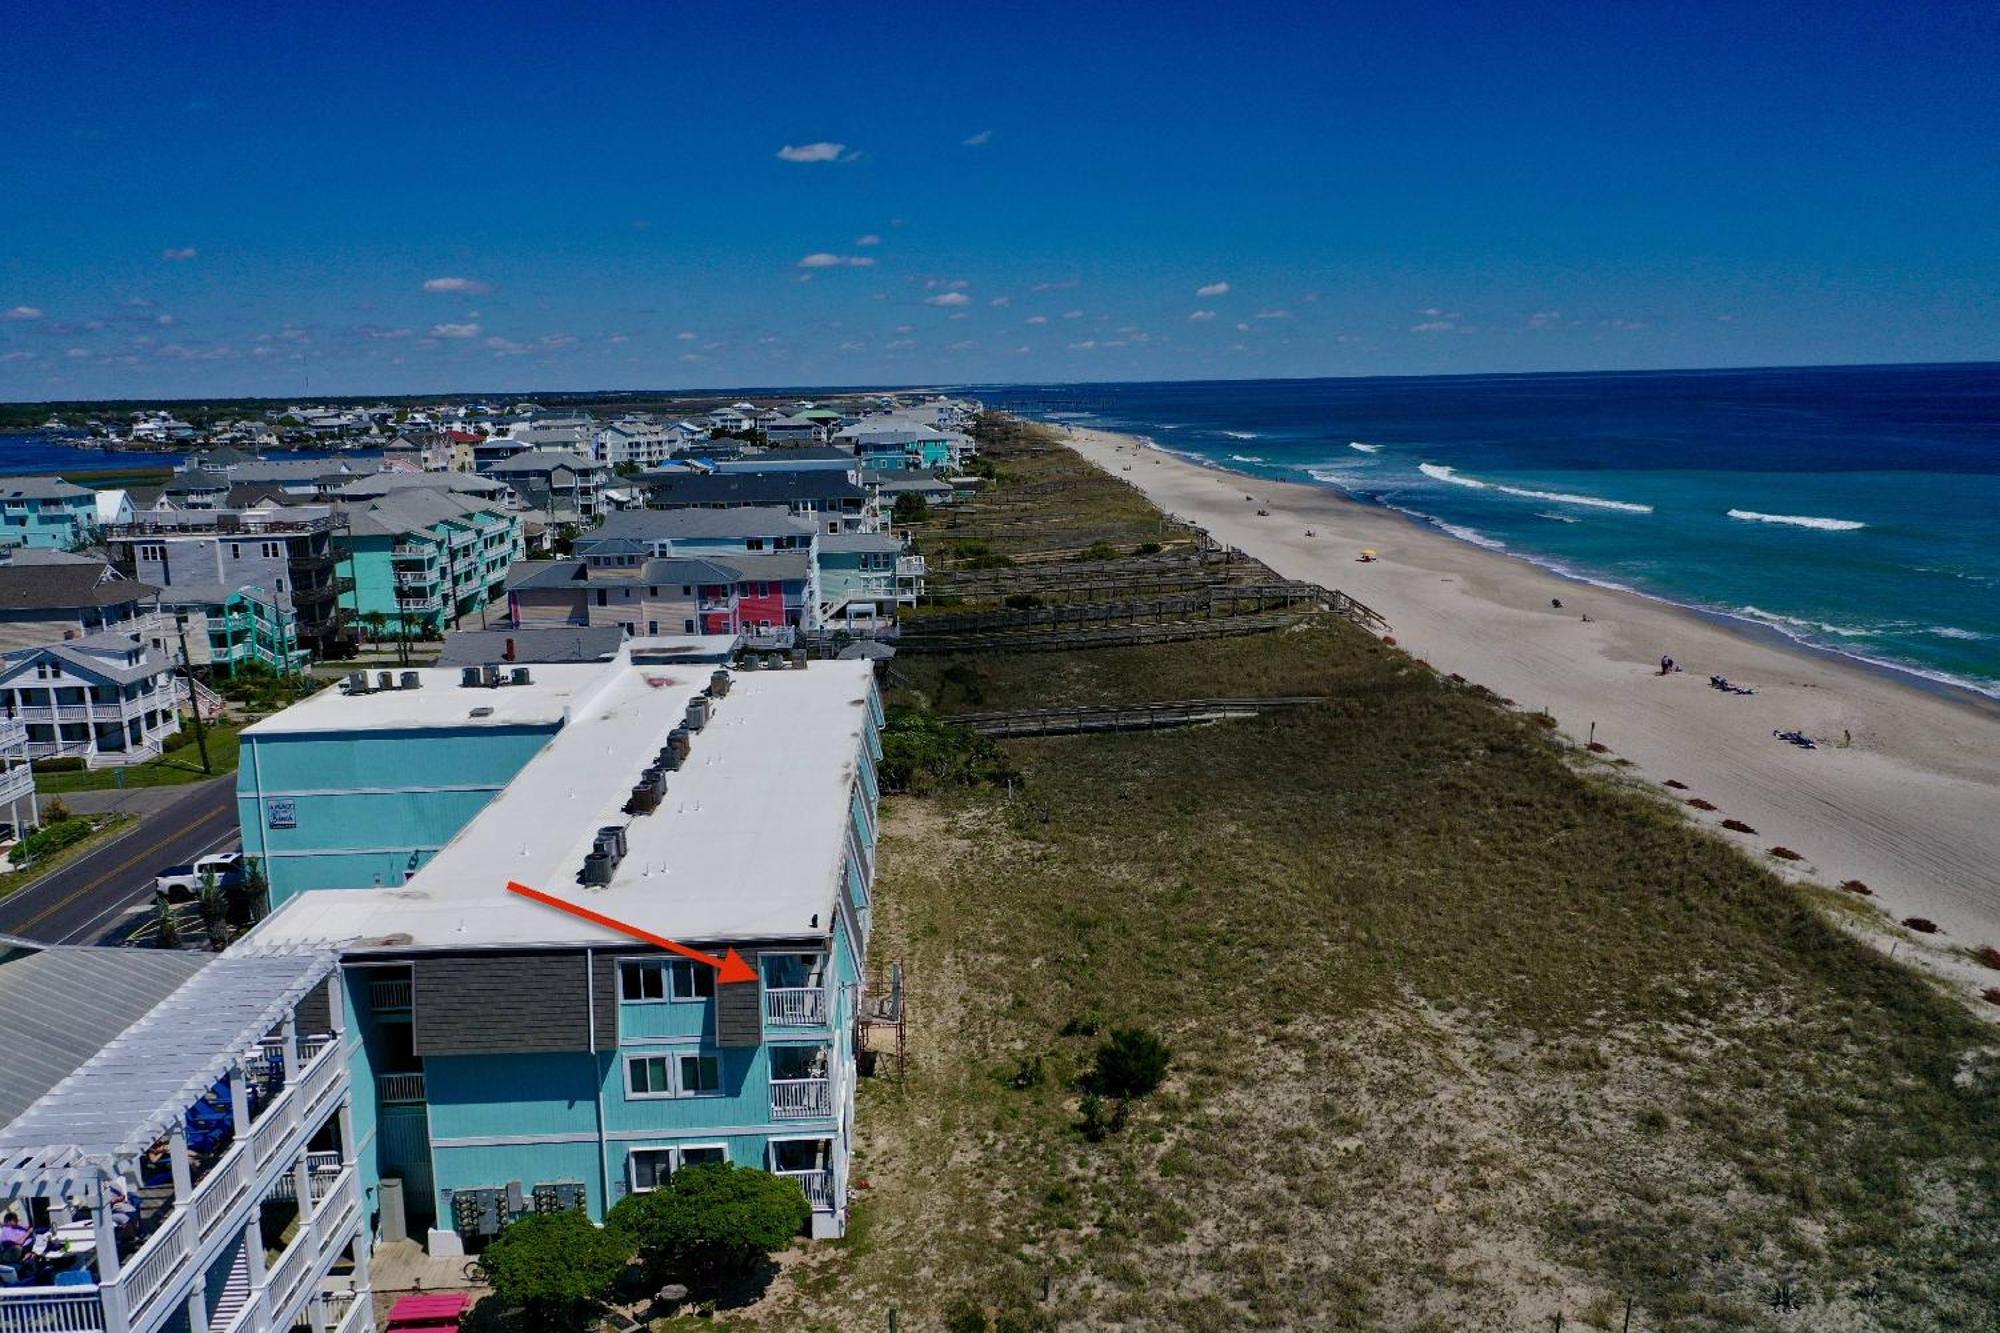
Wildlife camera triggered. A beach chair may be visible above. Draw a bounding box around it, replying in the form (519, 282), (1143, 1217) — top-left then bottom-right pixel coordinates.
(54, 1267), (93, 1287)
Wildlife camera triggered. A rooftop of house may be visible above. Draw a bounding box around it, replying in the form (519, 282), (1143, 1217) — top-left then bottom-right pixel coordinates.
(485, 450), (601, 476)
(436, 626), (629, 667)
(0, 562), (155, 613)
(819, 532), (903, 554)
(252, 648), (874, 953)
(1, 631), (173, 685)
(588, 506), (816, 542)
(340, 490), (514, 539)
(640, 471), (865, 505)
(0, 476), (95, 501)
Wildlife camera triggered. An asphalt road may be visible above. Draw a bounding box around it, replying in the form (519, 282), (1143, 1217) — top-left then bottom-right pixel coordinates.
(0, 776), (239, 945)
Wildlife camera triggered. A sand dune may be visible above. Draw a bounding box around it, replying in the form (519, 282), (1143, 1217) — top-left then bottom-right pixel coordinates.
(1067, 426), (2000, 991)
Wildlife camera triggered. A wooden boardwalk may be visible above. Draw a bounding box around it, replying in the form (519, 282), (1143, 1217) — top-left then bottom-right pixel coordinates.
(896, 610), (1312, 655)
(903, 583), (1324, 637)
(953, 696), (1329, 738)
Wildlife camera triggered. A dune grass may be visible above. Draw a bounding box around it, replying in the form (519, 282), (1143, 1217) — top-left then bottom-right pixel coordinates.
(738, 418), (2000, 1331)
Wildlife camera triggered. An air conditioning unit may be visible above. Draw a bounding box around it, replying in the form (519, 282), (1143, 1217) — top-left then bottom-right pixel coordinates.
(345, 671), (370, 694)
(511, 667), (532, 686)
(685, 697), (710, 731)
(376, 671), (395, 691)
(790, 649), (808, 670)
(666, 727), (691, 761)
(460, 666), (483, 689)
(481, 664), (502, 688)
(709, 669), (732, 697)
(400, 671), (421, 690)
(582, 851), (615, 886)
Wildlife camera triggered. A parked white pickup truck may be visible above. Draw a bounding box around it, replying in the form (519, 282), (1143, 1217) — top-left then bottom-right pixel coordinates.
(154, 851), (244, 901)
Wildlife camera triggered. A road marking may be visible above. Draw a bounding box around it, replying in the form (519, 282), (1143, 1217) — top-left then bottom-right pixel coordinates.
(58, 821), (242, 945)
(14, 796), (235, 935)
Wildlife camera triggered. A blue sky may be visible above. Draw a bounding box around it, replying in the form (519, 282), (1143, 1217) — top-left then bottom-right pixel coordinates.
(2, 0), (1995, 399)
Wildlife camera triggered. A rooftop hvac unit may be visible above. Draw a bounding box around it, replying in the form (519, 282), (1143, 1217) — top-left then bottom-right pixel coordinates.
(709, 669), (732, 697)
(595, 825), (628, 861)
(481, 664), (502, 688)
(460, 666), (483, 689)
(666, 727), (691, 759)
(656, 744), (682, 772)
(511, 667), (532, 686)
(376, 671), (395, 691)
(685, 697), (710, 731)
(626, 781), (661, 816)
(582, 850), (616, 886)
(763, 653), (784, 671)
(400, 671), (421, 690)
(346, 671), (370, 694)
(790, 648), (808, 670)
(738, 654), (760, 672)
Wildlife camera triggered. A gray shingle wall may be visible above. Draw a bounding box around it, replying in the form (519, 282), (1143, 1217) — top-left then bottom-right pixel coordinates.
(715, 964), (762, 1049)
(589, 951), (620, 1051)
(413, 953), (591, 1055)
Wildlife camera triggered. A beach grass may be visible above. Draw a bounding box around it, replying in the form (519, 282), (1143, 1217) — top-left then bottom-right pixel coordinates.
(739, 418), (2000, 1332)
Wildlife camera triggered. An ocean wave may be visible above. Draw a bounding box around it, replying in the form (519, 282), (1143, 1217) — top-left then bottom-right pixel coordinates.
(1418, 462), (1654, 513)
(1227, 453), (1265, 463)
(1347, 441), (1382, 453)
(1432, 520), (1507, 551)
(1726, 509), (1865, 531)
(1735, 605), (1877, 638)
(1927, 625), (1991, 641)
(1221, 430), (1259, 440)
(1536, 512), (1580, 524)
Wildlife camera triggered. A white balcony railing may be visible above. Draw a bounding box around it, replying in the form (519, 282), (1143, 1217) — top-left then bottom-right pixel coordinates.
(763, 987), (828, 1027)
(769, 1078), (833, 1119)
(0, 763), (34, 805)
(774, 1168), (836, 1211)
(0, 1289), (103, 1332)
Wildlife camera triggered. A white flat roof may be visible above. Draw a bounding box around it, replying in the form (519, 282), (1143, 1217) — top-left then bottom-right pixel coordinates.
(256, 655), (875, 953)
(242, 664), (607, 735)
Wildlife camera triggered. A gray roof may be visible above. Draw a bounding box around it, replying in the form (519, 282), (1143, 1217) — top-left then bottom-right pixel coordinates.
(640, 471), (864, 507)
(0, 548), (99, 568)
(819, 532), (901, 554)
(0, 476), (94, 501)
(711, 550), (812, 582)
(437, 626), (627, 667)
(0, 947), (211, 1130)
(340, 490), (513, 539)
(231, 459), (381, 485)
(485, 450), (599, 476)
(1, 631), (173, 687)
(0, 562), (154, 613)
(0, 950), (337, 1187)
(589, 506), (815, 542)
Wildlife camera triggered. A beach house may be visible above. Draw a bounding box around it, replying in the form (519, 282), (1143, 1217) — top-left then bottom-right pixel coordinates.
(0, 631), (183, 764)
(0, 477), (102, 551)
(335, 494), (523, 635)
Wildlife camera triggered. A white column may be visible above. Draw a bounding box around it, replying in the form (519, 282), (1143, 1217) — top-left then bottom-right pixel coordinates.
(280, 1014), (300, 1084)
(230, 1062), (252, 1138)
(91, 1171), (122, 1284)
(168, 1121), (193, 1203)
(185, 1282), (211, 1333)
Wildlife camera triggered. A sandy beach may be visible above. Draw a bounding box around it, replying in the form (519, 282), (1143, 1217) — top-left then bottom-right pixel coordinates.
(1065, 425), (2000, 983)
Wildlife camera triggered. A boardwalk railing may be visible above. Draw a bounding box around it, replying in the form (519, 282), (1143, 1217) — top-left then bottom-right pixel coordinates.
(904, 582), (1324, 637)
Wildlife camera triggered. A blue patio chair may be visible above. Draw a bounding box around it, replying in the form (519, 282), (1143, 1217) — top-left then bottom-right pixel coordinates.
(54, 1267), (93, 1287)
(0, 1263), (20, 1286)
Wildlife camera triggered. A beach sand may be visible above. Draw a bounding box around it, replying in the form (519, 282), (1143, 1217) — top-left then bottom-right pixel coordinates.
(1065, 425), (2000, 985)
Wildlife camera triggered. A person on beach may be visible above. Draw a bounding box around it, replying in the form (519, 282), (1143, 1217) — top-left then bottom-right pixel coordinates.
(1659, 655), (1679, 675)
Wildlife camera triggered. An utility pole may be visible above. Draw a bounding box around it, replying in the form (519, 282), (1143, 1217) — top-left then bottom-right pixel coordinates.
(174, 619), (213, 775)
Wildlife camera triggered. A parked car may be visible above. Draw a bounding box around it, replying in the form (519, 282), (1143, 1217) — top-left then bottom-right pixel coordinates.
(155, 851), (244, 901)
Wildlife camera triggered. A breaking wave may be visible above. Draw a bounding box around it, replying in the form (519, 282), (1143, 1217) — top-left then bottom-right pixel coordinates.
(1417, 463), (1654, 513)
(1221, 430), (1259, 440)
(1347, 441), (1382, 453)
(1227, 453), (1265, 463)
(1726, 509), (1866, 531)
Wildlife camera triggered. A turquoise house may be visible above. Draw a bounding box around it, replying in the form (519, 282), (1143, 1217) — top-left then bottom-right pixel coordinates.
(248, 647), (882, 1248)
(0, 476), (100, 549)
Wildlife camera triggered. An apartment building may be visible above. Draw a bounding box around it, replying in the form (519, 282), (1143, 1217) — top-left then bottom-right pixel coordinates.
(336, 493), (523, 635)
(0, 631), (183, 764)
(0, 942), (372, 1333)
(247, 646), (881, 1247)
(481, 451), (606, 524)
(638, 471), (877, 534)
(104, 510), (351, 665)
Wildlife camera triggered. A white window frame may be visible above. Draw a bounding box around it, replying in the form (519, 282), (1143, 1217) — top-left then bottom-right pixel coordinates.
(622, 1051), (723, 1101)
(620, 957), (715, 1004)
(627, 1142), (730, 1193)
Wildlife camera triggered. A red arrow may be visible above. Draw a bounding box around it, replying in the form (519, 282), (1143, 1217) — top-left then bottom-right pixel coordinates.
(507, 880), (758, 983)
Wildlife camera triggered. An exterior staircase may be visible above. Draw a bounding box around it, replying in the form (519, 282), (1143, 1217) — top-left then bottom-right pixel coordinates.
(210, 1245), (253, 1331)
(183, 673), (228, 721)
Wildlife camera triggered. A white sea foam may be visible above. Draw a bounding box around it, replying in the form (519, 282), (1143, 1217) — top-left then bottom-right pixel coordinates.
(1221, 430), (1259, 440)
(1433, 520), (1507, 551)
(1735, 605), (1877, 638)
(1347, 441), (1382, 453)
(1536, 512), (1581, 524)
(1418, 462), (1654, 513)
(1927, 625), (1990, 641)
(1726, 509), (1865, 531)
(1228, 453), (1265, 463)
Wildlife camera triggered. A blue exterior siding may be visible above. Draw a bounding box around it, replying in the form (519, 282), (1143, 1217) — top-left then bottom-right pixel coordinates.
(239, 724), (558, 906)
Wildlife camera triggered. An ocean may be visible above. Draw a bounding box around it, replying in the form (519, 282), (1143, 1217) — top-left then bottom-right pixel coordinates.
(985, 363), (2000, 699)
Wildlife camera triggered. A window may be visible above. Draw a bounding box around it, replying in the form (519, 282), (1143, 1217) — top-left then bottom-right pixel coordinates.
(624, 1051), (721, 1099)
(621, 958), (715, 1002)
(682, 618), (695, 634)
(230, 543), (241, 559)
(679, 1054), (720, 1094)
(681, 585), (691, 596)
(628, 1056), (672, 1096)
(138, 543), (165, 562)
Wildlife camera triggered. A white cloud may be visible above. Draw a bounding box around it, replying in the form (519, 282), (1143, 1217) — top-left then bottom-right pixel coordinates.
(894, 324), (915, 334)
(2, 306), (44, 321)
(777, 142), (845, 163)
(1603, 318), (1647, 330)
(1410, 320), (1456, 333)
(948, 311), (968, 320)
(1067, 340), (1097, 351)
(1188, 310), (1216, 322)
(1255, 309), (1291, 320)
(925, 291), (971, 307)
(886, 338), (915, 351)
(924, 278), (970, 290)
(963, 130), (993, 146)
(1236, 322), (1251, 332)
(797, 253), (876, 268)
(1419, 307), (1460, 319)
(540, 334), (579, 348)
(839, 340), (866, 352)
(1061, 309), (1084, 319)
(64, 347), (90, 359)
(1025, 315), (1049, 325)
(855, 234), (882, 247)
(1030, 280), (1079, 292)
(1196, 281), (1230, 297)
(484, 336), (530, 355)
(0, 351), (33, 363)
(990, 296), (1011, 307)
(676, 331), (697, 340)
(949, 339), (975, 351)
(161, 247), (198, 262)
(1525, 311), (1563, 329)
(609, 333), (630, 344)
(430, 322), (481, 338)
(424, 276), (491, 294)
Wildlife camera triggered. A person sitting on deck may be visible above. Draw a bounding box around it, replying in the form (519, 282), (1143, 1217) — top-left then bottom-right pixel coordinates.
(0, 1214), (28, 1249)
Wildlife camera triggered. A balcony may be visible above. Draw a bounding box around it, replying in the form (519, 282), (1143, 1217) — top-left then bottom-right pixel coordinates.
(0, 762), (32, 806)
(769, 1078), (833, 1120)
(390, 543), (437, 561)
(378, 1071), (425, 1103)
(763, 987), (829, 1027)
(369, 976), (412, 1012)
(395, 596), (441, 613)
(773, 1169), (836, 1211)
(393, 570), (436, 590)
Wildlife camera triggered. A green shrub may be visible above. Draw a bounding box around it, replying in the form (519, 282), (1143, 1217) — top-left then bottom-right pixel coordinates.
(879, 707), (1018, 793)
(1079, 541), (1120, 561)
(31, 757), (85, 773)
(478, 1210), (631, 1328)
(1093, 1027), (1171, 1099)
(9, 817), (97, 866)
(607, 1162), (810, 1290)
(892, 493), (931, 524)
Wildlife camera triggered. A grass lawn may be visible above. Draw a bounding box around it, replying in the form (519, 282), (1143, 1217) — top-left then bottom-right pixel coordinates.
(35, 722), (242, 793)
(729, 419), (2000, 1332)
(0, 814), (133, 902)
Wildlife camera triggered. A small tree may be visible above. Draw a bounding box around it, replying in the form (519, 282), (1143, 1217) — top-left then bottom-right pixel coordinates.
(1093, 1027), (1170, 1099)
(198, 868), (229, 949)
(478, 1210), (631, 1329)
(608, 1162), (809, 1291)
(229, 856), (268, 926)
(151, 893), (182, 950)
(892, 492), (929, 525)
